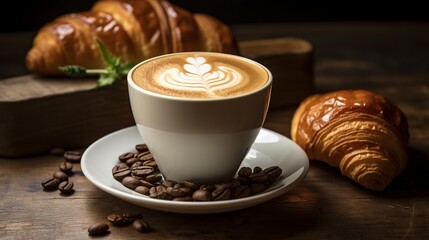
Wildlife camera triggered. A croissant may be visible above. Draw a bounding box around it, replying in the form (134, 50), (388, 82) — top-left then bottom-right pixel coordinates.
(291, 89), (409, 191)
(26, 0), (239, 75)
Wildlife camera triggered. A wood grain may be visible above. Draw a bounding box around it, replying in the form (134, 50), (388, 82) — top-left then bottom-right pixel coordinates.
(0, 38), (314, 157)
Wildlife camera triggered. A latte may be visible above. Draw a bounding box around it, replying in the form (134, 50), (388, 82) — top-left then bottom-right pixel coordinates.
(131, 52), (269, 99)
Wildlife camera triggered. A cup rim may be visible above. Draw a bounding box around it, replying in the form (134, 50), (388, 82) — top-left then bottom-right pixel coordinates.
(127, 52), (273, 102)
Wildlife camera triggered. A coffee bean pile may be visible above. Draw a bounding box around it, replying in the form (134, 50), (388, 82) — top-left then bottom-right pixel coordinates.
(112, 144), (283, 201)
(88, 212), (151, 236)
(41, 149), (82, 195)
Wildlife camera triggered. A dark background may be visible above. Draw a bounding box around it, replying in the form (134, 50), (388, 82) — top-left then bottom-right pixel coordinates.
(1, 0), (428, 32)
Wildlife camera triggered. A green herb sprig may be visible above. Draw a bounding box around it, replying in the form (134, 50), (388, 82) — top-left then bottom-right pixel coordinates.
(59, 39), (135, 88)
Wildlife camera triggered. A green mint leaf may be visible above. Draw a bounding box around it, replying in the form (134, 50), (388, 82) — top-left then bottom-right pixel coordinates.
(58, 65), (87, 78)
(96, 39), (115, 66)
(96, 74), (117, 87)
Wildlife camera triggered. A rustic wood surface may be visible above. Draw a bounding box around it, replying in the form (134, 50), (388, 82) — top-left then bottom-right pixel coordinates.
(0, 37), (313, 157)
(1, 22), (429, 239)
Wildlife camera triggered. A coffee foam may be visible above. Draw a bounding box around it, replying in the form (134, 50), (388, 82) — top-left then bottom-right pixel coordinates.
(132, 52), (269, 99)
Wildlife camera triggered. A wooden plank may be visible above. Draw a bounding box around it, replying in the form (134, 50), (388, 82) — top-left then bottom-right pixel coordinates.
(0, 37), (314, 157)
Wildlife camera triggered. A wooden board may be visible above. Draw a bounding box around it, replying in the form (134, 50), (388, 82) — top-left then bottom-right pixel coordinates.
(0, 37), (314, 157)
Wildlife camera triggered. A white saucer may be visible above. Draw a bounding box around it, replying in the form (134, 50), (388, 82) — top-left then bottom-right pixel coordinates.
(81, 126), (309, 214)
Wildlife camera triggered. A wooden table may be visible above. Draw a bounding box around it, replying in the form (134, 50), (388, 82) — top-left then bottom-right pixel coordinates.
(1, 22), (429, 239)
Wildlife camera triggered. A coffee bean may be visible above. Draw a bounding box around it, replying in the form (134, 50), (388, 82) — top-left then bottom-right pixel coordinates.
(199, 184), (215, 192)
(143, 160), (158, 168)
(59, 161), (73, 175)
(237, 176), (251, 185)
(53, 171), (69, 182)
(183, 180), (200, 190)
(107, 214), (127, 226)
(138, 151), (154, 161)
(234, 185), (251, 199)
(126, 157), (140, 166)
(118, 152), (135, 162)
(63, 151), (81, 163)
(162, 180), (177, 188)
(264, 166), (283, 184)
(192, 189), (212, 201)
(112, 167), (131, 182)
(248, 171), (268, 182)
(135, 144), (149, 153)
(212, 185), (231, 201)
(122, 176), (141, 189)
(251, 183), (267, 194)
(88, 222), (110, 236)
(123, 212), (143, 223)
(139, 179), (156, 188)
(149, 186), (172, 200)
(58, 181), (74, 194)
(133, 219), (151, 233)
(114, 149), (283, 201)
(238, 167), (252, 178)
(130, 161), (145, 168)
(145, 174), (162, 184)
(166, 186), (191, 197)
(253, 166), (263, 174)
(135, 186), (150, 195)
(42, 177), (60, 191)
(131, 166), (155, 177)
(222, 178), (241, 189)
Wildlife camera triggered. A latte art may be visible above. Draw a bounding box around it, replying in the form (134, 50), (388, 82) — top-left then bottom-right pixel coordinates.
(159, 57), (241, 96)
(131, 52), (269, 99)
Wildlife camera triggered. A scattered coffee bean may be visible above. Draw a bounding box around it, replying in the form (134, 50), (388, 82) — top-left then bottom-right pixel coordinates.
(238, 167), (252, 178)
(264, 166), (283, 184)
(253, 166), (263, 174)
(59, 161), (73, 175)
(112, 166), (131, 182)
(135, 144), (149, 153)
(88, 222), (110, 236)
(53, 171), (69, 182)
(42, 177), (60, 191)
(192, 189), (212, 201)
(251, 183), (267, 194)
(58, 181), (74, 194)
(107, 214), (127, 226)
(149, 186), (172, 200)
(248, 171), (268, 183)
(132, 219), (151, 233)
(118, 152), (135, 162)
(135, 186), (150, 195)
(183, 180), (200, 190)
(64, 151), (82, 163)
(146, 174), (162, 184)
(234, 185), (252, 199)
(122, 176), (141, 189)
(131, 166), (155, 177)
(123, 212), (143, 223)
(138, 151), (154, 161)
(112, 144), (283, 202)
(212, 184), (231, 201)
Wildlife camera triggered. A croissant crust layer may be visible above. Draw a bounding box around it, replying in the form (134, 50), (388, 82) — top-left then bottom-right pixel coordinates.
(26, 0), (239, 75)
(291, 89), (409, 191)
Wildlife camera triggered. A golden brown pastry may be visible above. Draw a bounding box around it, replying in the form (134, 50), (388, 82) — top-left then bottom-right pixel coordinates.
(26, 0), (239, 75)
(291, 89), (409, 191)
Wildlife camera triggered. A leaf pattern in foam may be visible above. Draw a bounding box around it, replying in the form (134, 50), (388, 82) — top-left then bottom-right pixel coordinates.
(158, 57), (241, 95)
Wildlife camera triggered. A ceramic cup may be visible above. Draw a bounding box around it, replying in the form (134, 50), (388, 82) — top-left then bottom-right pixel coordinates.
(127, 52), (272, 183)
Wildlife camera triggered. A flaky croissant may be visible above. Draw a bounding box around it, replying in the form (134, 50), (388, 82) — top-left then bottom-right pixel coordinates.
(26, 0), (239, 75)
(291, 90), (409, 191)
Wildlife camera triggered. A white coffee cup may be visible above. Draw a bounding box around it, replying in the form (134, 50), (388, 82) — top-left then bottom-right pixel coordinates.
(127, 52), (272, 183)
